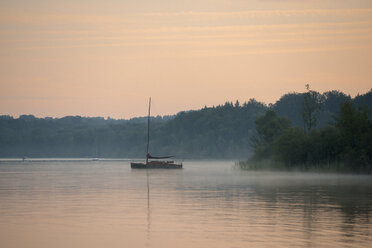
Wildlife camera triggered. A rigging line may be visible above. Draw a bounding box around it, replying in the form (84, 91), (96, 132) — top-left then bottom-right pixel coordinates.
(146, 97), (151, 164)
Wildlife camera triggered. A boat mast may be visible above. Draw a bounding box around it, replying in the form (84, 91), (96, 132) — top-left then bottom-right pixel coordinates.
(146, 97), (151, 164)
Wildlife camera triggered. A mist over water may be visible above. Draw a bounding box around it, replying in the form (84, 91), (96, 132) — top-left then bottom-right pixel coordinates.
(0, 160), (371, 248)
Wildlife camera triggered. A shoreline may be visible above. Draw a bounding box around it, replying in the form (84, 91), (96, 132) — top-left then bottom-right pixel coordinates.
(237, 159), (371, 174)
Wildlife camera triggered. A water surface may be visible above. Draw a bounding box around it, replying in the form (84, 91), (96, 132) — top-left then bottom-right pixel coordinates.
(0, 160), (371, 248)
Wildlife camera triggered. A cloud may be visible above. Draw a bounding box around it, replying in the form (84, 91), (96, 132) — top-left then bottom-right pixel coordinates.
(0, 13), (134, 26)
(1, 8), (372, 27)
(140, 8), (372, 19)
(1, 8), (372, 58)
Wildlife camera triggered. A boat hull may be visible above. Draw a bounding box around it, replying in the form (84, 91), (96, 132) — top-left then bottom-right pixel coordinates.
(131, 162), (183, 169)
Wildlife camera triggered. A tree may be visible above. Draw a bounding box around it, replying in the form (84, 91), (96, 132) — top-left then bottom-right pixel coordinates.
(251, 110), (291, 159)
(337, 101), (372, 169)
(273, 127), (307, 165)
(302, 84), (322, 133)
(273, 92), (304, 127)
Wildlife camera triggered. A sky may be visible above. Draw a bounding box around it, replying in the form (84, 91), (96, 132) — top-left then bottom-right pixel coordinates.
(1, 0), (372, 118)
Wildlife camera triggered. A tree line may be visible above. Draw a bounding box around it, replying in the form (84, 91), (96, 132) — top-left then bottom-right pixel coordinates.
(0, 89), (371, 160)
(241, 87), (372, 172)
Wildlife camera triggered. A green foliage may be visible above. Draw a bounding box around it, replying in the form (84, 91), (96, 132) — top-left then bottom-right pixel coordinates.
(336, 101), (372, 169)
(0, 100), (267, 159)
(0, 89), (371, 160)
(273, 127), (307, 165)
(246, 100), (372, 173)
(252, 110), (291, 159)
(353, 88), (372, 110)
(152, 99), (267, 158)
(273, 92), (304, 127)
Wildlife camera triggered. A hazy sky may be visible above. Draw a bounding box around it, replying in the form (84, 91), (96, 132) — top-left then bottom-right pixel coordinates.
(1, 0), (372, 118)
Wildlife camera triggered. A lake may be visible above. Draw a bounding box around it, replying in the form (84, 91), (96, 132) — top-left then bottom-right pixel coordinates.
(0, 160), (371, 248)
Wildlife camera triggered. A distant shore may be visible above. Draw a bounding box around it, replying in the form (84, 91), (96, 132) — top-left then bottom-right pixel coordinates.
(237, 159), (371, 174)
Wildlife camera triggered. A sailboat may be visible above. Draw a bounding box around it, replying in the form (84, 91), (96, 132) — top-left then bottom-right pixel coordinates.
(131, 98), (183, 169)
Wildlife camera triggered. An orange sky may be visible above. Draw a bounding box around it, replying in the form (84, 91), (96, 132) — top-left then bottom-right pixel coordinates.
(1, 0), (372, 118)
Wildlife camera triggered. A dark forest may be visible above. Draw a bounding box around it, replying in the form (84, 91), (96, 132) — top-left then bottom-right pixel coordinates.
(1, 89), (371, 165)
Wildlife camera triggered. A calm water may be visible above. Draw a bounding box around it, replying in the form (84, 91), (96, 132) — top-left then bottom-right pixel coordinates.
(0, 160), (371, 248)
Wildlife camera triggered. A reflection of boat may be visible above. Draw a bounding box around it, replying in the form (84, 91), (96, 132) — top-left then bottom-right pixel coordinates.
(131, 98), (182, 169)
